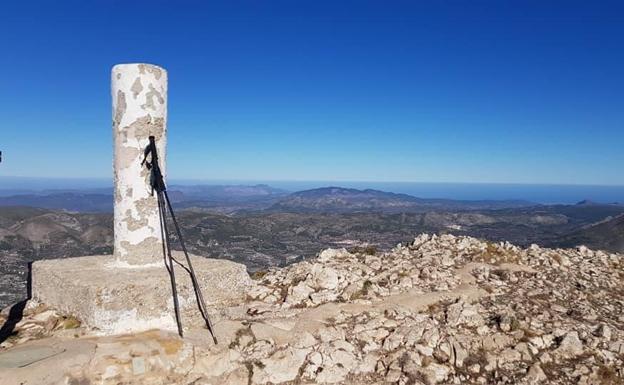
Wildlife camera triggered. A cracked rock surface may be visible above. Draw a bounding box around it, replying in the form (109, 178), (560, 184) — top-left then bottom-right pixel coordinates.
(1, 234), (623, 384)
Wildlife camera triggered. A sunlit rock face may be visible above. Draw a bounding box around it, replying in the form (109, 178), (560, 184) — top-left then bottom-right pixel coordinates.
(111, 63), (167, 266)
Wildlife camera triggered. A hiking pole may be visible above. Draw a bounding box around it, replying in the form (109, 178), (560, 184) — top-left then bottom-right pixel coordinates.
(157, 191), (184, 337)
(141, 135), (184, 337)
(141, 136), (218, 344)
(162, 191), (218, 344)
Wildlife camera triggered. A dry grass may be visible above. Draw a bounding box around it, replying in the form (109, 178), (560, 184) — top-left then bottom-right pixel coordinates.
(59, 315), (81, 329)
(596, 365), (619, 385)
(471, 241), (521, 264)
(229, 326), (255, 349)
(351, 280), (373, 300)
(348, 245), (378, 255)
(250, 270), (268, 280)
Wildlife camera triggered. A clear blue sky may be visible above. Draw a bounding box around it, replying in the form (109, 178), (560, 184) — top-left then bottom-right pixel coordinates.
(1, 1), (622, 185)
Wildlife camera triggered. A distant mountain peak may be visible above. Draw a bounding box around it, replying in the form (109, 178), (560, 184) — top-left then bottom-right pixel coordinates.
(269, 186), (533, 213)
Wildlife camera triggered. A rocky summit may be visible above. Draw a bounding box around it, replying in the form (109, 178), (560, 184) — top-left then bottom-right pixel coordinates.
(1, 234), (623, 384)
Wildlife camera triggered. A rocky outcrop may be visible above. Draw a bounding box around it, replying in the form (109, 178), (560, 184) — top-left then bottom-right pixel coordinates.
(1, 234), (623, 384)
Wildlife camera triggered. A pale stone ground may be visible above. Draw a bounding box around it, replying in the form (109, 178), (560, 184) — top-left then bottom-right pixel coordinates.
(1, 234), (623, 384)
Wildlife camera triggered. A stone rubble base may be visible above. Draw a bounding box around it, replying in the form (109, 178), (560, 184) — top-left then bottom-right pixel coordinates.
(1, 234), (623, 384)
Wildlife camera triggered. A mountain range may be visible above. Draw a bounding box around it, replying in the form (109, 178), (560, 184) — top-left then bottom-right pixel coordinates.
(268, 187), (534, 213)
(0, 186), (535, 214)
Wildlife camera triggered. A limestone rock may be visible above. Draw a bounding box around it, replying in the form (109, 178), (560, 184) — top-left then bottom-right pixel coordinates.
(285, 281), (314, 305)
(252, 347), (310, 384)
(526, 363), (548, 383)
(310, 264), (339, 290)
(3, 234), (624, 385)
(418, 363), (450, 385)
(554, 331), (584, 359)
(446, 301), (485, 327)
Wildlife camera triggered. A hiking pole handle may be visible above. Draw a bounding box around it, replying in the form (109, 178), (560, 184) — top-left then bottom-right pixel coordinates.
(142, 135), (167, 193)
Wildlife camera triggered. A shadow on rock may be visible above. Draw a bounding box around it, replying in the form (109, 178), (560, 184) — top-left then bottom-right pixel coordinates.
(0, 262), (31, 344)
(0, 300), (27, 344)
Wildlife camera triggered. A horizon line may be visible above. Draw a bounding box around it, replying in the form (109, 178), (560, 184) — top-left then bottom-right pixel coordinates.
(1, 175), (624, 188)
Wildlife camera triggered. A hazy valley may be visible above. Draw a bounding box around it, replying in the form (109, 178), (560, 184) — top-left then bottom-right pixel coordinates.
(1, 185), (623, 308)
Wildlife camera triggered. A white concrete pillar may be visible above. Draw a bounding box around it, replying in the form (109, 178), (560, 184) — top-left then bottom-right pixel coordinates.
(112, 63), (167, 266)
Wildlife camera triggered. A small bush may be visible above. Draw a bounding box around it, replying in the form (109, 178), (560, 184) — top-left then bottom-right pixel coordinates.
(250, 270), (268, 280)
(348, 245), (378, 255)
(351, 280), (373, 300)
(59, 316), (81, 330)
(596, 365), (618, 385)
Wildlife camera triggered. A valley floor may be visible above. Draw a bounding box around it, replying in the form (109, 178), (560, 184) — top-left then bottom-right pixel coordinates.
(3, 203), (624, 310)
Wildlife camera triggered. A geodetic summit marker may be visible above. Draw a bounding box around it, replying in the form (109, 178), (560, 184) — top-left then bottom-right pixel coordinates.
(29, 63), (252, 335)
(112, 63), (167, 266)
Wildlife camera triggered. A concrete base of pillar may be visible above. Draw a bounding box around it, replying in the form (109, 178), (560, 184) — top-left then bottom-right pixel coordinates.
(30, 254), (252, 335)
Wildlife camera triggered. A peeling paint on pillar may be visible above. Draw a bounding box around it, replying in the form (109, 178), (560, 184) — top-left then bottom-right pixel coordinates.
(112, 63), (167, 266)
